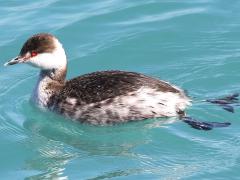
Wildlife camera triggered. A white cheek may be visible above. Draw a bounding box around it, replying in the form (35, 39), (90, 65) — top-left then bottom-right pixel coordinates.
(27, 50), (66, 70)
(27, 54), (45, 69)
(28, 53), (55, 69)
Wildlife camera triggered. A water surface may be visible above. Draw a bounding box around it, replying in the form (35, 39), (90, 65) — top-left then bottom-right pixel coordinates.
(0, 0), (240, 179)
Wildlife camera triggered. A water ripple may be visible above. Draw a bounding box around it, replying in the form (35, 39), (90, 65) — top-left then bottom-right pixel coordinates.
(116, 7), (207, 26)
(0, 0), (240, 179)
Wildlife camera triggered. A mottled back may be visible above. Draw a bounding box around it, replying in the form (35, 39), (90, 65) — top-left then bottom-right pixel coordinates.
(54, 71), (181, 105)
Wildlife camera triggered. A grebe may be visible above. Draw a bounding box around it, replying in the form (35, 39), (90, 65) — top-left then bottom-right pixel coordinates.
(4, 33), (231, 130)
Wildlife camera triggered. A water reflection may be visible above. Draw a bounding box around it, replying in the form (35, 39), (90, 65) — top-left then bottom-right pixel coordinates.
(21, 103), (174, 179)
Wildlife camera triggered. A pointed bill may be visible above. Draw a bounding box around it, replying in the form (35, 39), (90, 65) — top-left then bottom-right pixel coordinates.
(4, 56), (25, 66)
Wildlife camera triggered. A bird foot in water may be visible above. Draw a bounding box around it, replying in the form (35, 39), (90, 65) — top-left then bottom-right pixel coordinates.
(182, 117), (231, 131)
(206, 93), (239, 113)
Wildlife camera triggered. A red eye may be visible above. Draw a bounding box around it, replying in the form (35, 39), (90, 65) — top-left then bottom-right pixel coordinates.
(31, 51), (38, 57)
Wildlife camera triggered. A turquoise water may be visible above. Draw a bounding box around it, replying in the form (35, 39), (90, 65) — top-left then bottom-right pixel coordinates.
(1, 0), (240, 179)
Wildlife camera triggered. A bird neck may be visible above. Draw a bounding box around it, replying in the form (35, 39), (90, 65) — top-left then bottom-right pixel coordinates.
(31, 68), (66, 108)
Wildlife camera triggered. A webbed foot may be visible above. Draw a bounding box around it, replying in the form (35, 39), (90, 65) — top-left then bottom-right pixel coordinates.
(182, 117), (231, 131)
(206, 93), (239, 113)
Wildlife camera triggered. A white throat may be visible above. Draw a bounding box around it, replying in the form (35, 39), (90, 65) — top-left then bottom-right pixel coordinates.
(30, 39), (67, 108)
(31, 72), (54, 108)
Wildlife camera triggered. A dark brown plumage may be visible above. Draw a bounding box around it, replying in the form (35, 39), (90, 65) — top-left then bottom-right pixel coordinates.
(20, 33), (56, 56)
(53, 70), (181, 105)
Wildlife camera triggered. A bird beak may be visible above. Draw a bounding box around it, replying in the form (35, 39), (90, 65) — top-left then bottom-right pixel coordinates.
(4, 56), (26, 66)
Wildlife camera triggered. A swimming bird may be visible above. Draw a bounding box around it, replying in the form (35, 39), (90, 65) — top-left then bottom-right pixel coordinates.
(4, 33), (231, 129)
